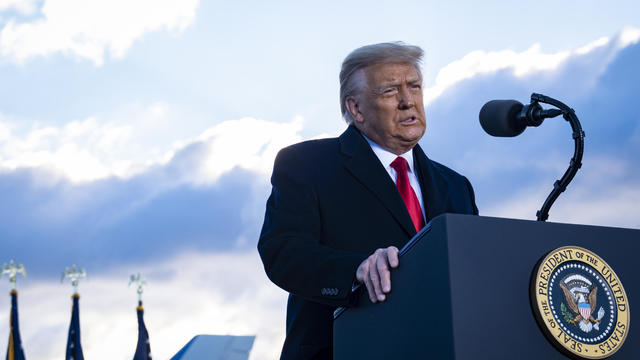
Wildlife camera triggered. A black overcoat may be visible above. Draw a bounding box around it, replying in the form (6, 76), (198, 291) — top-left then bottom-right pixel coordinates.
(258, 125), (478, 359)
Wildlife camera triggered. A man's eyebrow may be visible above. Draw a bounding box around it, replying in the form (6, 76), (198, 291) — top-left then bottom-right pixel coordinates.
(376, 77), (422, 91)
(377, 81), (401, 90)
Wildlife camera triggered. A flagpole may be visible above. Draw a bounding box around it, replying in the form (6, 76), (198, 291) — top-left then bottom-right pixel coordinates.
(130, 273), (152, 360)
(2, 259), (27, 360)
(62, 265), (86, 360)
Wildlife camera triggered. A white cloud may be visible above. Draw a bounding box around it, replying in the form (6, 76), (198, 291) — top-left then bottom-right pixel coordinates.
(0, 0), (200, 65)
(0, 115), (133, 182)
(189, 116), (303, 185)
(0, 108), (304, 183)
(574, 36), (609, 55)
(0, 0), (38, 14)
(482, 155), (640, 229)
(483, 183), (640, 229)
(617, 27), (640, 48)
(423, 27), (640, 104)
(423, 44), (567, 104)
(0, 251), (287, 360)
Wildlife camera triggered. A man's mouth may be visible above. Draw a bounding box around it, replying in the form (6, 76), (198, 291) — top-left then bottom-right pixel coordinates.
(400, 116), (418, 124)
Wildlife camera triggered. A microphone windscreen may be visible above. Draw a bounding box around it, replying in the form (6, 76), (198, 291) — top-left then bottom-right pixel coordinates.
(479, 100), (526, 137)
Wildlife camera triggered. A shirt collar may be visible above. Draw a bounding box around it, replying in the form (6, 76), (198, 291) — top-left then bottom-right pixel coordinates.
(362, 133), (415, 173)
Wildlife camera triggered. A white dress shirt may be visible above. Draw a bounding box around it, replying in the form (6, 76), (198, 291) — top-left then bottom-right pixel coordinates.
(362, 134), (426, 221)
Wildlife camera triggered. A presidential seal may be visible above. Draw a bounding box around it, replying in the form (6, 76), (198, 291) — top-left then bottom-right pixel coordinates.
(531, 246), (630, 359)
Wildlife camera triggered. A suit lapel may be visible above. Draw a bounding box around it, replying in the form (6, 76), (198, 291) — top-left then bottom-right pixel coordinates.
(413, 144), (450, 222)
(339, 126), (417, 237)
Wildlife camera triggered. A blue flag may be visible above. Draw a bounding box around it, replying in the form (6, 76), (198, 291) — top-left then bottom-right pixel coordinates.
(65, 294), (83, 360)
(133, 301), (152, 360)
(6, 290), (26, 360)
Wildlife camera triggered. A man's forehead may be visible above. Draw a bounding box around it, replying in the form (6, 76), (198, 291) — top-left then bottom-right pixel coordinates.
(364, 62), (422, 83)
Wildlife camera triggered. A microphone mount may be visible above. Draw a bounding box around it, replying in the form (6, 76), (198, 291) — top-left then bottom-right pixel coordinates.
(516, 101), (563, 128)
(529, 93), (585, 221)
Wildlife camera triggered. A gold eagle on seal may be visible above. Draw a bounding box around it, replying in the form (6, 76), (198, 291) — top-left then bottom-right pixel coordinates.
(559, 274), (605, 333)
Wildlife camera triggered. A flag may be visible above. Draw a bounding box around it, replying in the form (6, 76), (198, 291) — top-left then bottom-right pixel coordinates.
(65, 294), (83, 360)
(6, 290), (26, 360)
(133, 301), (152, 360)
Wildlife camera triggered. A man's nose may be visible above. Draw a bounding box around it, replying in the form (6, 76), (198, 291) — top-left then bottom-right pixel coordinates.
(397, 86), (415, 110)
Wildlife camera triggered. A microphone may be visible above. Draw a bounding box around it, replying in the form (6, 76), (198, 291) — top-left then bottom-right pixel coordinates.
(479, 99), (563, 137)
(478, 93), (586, 222)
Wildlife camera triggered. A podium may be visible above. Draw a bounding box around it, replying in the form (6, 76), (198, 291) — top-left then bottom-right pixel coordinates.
(333, 214), (638, 359)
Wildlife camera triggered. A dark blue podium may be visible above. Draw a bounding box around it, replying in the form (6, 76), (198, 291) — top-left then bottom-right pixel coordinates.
(333, 214), (638, 359)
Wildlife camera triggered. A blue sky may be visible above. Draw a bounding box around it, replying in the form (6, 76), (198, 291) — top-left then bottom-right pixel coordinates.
(0, 1), (639, 359)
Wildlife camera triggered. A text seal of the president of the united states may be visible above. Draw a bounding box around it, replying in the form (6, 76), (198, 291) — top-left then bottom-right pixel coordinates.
(531, 246), (630, 359)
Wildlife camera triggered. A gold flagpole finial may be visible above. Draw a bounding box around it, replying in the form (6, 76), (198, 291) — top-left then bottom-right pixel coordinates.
(2, 259), (26, 291)
(61, 264), (86, 294)
(128, 272), (147, 303)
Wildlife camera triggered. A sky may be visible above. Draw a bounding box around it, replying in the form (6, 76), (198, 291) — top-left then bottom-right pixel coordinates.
(0, 0), (639, 359)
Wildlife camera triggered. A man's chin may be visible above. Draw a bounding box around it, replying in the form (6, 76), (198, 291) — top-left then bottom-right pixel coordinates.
(399, 128), (425, 145)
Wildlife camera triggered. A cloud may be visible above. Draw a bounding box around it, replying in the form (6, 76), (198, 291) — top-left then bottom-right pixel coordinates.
(0, 115), (304, 276)
(0, 116), (132, 182)
(423, 27), (640, 104)
(0, 0), (39, 14)
(187, 116), (304, 185)
(0, 109), (303, 183)
(0, 0), (200, 65)
(420, 28), (640, 229)
(0, 251), (287, 360)
(483, 155), (640, 229)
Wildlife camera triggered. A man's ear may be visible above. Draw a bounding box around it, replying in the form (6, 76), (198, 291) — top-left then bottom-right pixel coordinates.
(345, 96), (365, 124)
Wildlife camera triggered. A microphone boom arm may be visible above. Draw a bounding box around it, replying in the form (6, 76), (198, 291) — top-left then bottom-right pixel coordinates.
(530, 93), (585, 221)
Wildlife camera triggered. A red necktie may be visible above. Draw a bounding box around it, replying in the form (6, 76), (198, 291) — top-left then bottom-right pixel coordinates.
(391, 156), (425, 232)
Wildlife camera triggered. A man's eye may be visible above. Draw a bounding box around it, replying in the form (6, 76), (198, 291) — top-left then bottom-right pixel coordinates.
(411, 84), (422, 90)
(382, 88), (397, 95)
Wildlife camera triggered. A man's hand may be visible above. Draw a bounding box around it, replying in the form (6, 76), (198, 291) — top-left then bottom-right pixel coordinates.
(355, 246), (399, 303)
